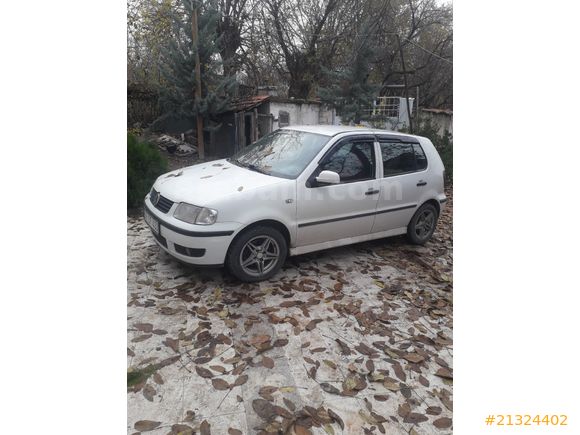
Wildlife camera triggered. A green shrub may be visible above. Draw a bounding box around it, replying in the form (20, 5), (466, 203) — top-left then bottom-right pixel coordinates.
(127, 133), (167, 209)
(403, 119), (453, 183)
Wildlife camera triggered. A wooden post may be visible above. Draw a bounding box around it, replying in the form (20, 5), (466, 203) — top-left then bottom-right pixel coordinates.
(396, 34), (414, 134)
(191, 4), (205, 159)
(416, 85), (420, 125)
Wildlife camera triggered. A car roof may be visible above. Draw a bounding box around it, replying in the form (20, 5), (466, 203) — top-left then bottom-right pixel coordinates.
(280, 125), (423, 141)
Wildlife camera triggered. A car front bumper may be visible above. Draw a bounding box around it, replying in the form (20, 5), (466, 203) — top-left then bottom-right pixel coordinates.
(143, 196), (241, 266)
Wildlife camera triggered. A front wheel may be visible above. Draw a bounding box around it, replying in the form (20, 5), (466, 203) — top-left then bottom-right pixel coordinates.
(407, 203), (439, 245)
(226, 226), (287, 282)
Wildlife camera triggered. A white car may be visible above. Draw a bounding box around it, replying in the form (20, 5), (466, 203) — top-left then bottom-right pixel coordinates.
(144, 125), (447, 282)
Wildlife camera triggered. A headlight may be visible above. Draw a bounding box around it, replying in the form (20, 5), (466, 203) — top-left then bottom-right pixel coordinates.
(173, 203), (218, 225)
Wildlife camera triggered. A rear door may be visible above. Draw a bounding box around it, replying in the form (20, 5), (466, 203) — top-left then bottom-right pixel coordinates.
(296, 135), (380, 246)
(371, 136), (429, 233)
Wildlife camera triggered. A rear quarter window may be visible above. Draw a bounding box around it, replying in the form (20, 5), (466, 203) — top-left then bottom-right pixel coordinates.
(413, 143), (428, 170)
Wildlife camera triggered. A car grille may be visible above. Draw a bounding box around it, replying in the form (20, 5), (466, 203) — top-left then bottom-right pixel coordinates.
(152, 231), (167, 248)
(150, 189), (174, 213)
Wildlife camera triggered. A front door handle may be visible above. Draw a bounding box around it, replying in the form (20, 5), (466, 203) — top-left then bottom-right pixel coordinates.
(417, 180), (427, 186)
(365, 189), (380, 196)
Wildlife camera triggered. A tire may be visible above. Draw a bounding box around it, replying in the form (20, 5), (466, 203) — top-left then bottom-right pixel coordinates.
(226, 225), (288, 282)
(407, 203), (439, 245)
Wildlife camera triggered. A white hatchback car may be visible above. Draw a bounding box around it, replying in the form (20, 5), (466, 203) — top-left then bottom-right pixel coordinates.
(144, 125), (447, 282)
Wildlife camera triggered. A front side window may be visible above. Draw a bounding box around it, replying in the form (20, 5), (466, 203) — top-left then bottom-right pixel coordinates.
(320, 140), (375, 183)
(231, 129), (329, 179)
(380, 142), (417, 176)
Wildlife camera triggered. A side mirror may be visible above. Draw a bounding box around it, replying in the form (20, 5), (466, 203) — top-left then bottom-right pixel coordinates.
(315, 170), (340, 185)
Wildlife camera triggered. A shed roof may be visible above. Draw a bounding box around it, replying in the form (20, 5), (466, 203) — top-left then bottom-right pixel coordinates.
(420, 108), (453, 116)
(228, 95), (270, 112)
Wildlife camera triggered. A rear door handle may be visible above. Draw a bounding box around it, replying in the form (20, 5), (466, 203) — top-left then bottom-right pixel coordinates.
(365, 189), (380, 195)
(417, 180), (427, 186)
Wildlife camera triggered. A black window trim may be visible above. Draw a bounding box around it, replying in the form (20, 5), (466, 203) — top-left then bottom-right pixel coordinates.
(376, 136), (429, 178)
(306, 135), (377, 188)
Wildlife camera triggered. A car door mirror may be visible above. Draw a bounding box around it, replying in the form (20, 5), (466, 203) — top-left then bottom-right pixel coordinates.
(315, 170), (340, 185)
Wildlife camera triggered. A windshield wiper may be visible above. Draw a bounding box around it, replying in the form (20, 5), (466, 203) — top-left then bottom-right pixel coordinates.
(246, 163), (269, 175)
(232, 158), (269, 175)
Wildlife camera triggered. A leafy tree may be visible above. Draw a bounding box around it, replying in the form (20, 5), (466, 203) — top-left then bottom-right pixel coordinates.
(211, 0), (250, 77)
(263, 0), (354, 99)
(127, 0), (175, 86)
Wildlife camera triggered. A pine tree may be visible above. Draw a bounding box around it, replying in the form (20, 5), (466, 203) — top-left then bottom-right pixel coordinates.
(154, 0), (235, 129)
(319, 28), (379, 124)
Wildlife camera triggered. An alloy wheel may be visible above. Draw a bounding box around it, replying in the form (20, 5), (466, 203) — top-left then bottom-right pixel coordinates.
(239, 235), (281, 278)
(415, 209), (436, 240)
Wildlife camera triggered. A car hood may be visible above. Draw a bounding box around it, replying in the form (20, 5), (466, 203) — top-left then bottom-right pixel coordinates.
(153, 159), (285, 206)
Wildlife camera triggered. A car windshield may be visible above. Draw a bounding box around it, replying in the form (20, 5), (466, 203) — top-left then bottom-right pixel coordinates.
(230, 130), (330, 179)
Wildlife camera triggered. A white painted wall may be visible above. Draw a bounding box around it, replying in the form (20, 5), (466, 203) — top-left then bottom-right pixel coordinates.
(270, 101), (335, 130)
(419, 110), (453, 136)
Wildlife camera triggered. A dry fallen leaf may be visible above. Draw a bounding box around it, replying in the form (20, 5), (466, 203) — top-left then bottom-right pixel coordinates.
(142, 384), (156, 401)
(134, 323), (153, 332)
(132, 334), (152, 343)
(384, 380), (400, 391)
(169, 424), (194, 435)
(433, 417), (452, 428)
(200, 419), (211, 435)
(195, 367), (214, 379)
(320, 382), (341, 395)
(210, 365), (226, 374)
(426, 406), (442, 415)
(323, 359), (337, 370)
(233, 374), (248, 387)
(152, 372), (164, 385)
(335, 339), (351, 356)
(294, 423), (312, 435)
(134, 420), (161, 431)
(252, 398), (276, 419)
(403, 353), (425, 363)
(435, 367), (453, 379)
(273, 338), (289, 347)
(262, 356), (275, 368)
(211, 378), (230, 391)
(328, 409), (345, 430)
(404, 412), (429, 424)
(393, 363), (407, 381)
(273, 405), (293, 419)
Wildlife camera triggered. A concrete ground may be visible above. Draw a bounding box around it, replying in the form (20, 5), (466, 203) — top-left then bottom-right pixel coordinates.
(127, 192), (453, 435)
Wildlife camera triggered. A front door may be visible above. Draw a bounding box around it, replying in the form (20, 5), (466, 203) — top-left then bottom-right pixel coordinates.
(296, 136), (380, 247)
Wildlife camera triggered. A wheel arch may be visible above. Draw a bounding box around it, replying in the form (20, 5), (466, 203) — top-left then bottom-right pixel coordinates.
(418, 198), (441, 216)
(227, 219), (292, 257)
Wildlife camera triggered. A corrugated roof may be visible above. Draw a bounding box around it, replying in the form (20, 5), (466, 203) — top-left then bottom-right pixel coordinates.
(228, 95), (270, 112)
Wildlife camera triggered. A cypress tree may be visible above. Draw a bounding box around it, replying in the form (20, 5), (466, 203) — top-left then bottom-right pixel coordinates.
(319, 26), (379, 124)
(154, 0), (235, 130)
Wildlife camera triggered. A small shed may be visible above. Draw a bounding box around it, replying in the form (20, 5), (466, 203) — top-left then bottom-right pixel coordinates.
(209, 95), (336, 158)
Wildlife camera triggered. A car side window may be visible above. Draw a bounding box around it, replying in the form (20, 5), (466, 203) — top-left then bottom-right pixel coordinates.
(380, 142), (416, 176)
(413, 144), (428, 170)
(321, 140), (375, 183)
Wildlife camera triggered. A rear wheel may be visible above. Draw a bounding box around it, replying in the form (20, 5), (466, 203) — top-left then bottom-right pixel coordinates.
(226, 226), (287, 282)
(407, 203), (439, 245)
